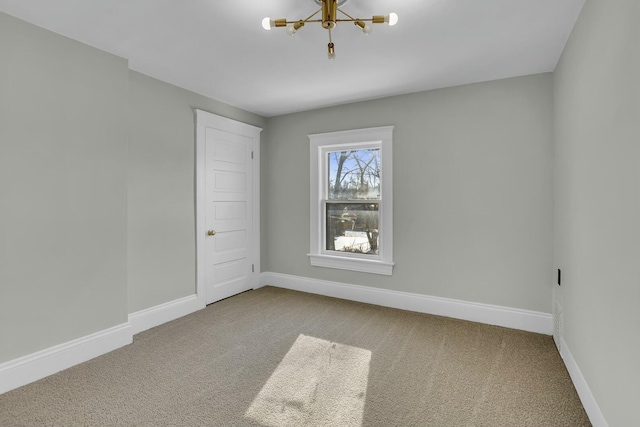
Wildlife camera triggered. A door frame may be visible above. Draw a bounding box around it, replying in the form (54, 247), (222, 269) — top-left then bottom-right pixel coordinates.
(194, 109), (262, 309)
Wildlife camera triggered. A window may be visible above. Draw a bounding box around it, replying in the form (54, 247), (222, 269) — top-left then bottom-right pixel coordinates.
(309, 126), (394, 275)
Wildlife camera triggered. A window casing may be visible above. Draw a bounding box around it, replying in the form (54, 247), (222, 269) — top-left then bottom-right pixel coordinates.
(309, 126), (394, 275)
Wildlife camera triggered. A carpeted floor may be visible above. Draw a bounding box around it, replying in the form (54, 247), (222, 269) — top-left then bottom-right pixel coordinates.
(0, 286), (591, 426)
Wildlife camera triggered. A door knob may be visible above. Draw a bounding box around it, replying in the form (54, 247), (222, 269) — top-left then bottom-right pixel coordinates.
(207, 230), (216, 236)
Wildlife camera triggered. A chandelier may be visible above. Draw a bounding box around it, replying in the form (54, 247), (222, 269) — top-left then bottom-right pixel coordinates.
(262, 0), (398, 60)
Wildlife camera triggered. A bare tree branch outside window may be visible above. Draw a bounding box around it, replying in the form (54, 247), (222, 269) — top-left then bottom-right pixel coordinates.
(326, 148), (381, 254)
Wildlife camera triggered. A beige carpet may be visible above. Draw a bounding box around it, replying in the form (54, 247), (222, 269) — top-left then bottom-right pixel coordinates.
(0, 286), (590, 426)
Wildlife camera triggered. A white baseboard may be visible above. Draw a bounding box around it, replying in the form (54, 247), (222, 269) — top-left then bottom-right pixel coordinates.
(0, 323), (132, 395)
(129, 294), (200, 335)
(0, 295), (201, 395)
(560, 338), (609, 427)
(260, 272), (553, 335)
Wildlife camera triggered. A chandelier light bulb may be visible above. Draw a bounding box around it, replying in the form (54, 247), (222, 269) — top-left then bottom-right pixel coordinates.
(387, 13), (398, 26)
(286, 21), (305, 36)
(327, 42), (336, 60)
(263, 17), (287, 30)
(355, 21), (372, 35)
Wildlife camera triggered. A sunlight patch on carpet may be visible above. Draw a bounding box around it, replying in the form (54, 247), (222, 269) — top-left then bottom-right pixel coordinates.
(244, 334), (371, 427)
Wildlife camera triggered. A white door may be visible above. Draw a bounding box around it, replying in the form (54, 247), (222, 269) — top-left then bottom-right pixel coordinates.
(196, 110), (261, 306)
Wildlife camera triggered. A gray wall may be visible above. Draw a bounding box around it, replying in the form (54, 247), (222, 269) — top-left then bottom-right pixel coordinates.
(127, 72), (265, 313)
(263, 74), (554, 313)
(0, 12), (266, 364)
(0, 13), (129, 363)
(553, 0), (640, 425)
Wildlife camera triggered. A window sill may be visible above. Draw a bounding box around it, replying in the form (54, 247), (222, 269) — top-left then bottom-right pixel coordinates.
(308, 254), (394, 276)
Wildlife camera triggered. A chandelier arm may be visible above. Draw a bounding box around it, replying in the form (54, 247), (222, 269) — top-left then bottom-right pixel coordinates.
(282, 9), (321, 25)
(290, 19), (323, 24)
(285, 18), (368, 24)
(337, 8), (357, 20)
(281, 9), (322, 25)
(302, 8), (322, 22)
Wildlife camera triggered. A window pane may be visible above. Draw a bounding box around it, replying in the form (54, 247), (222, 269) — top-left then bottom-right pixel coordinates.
(326, 203), (379, 255)
(328, 148), (380, 200)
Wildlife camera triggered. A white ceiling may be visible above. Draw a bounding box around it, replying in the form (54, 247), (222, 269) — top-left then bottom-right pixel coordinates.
(0, 0), (584, 117)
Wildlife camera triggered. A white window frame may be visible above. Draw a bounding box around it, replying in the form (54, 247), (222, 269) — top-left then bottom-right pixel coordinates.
(308, 126), (394, 275)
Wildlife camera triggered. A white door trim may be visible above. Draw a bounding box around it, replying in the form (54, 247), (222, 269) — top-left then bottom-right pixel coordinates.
(195, 110), (262, 309)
